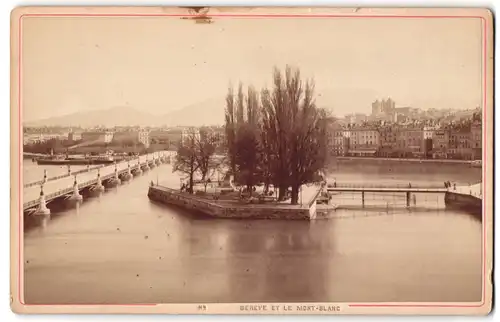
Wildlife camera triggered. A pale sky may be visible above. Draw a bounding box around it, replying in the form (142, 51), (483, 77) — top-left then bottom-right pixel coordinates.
(22, 15), (482, 122)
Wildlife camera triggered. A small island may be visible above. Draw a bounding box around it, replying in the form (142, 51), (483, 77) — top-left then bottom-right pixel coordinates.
(148, 66), (333, 220)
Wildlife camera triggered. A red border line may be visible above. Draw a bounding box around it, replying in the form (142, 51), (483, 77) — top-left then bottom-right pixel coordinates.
(18, 13), (23, 308)
(349, 304), (482, 308)
(19, 13), (486, 18)
(481, 13), (487, 307)
(17, 13), (488, 310)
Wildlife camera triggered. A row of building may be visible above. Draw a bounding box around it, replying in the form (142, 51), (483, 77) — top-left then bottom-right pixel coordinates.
(62, 127), (225, 149)
(327, 122), (482, 160)
(343, 98), (481, 126)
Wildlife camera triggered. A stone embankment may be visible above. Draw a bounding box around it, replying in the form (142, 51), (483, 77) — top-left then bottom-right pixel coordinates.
(147, 184), (323, 220)
(444, 183), (482, 218)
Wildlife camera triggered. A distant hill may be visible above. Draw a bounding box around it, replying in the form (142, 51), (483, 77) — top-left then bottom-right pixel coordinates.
(23, 88), (383, 128)
(24, 99), (227, 128)
(24, 106), (159, 127)
(160, 97), (225, 127)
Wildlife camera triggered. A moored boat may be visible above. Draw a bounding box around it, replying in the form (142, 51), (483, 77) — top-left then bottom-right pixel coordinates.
(470, 160), (482, 168)
(36, 154), (115, 165)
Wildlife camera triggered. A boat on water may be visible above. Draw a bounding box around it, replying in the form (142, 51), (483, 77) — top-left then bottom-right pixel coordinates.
(36, 154), (115, 165)
(470, 160), (482, 168)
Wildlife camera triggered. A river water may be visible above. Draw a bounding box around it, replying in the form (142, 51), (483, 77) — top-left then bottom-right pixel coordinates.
(23, 159), (483, 304)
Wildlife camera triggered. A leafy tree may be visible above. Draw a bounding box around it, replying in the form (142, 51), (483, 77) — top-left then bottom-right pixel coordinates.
(234, 86), (262, 194)
(225, 84), (263, 195)
(261, 66), (328, 204)
(224, 86), (237, 176)
(195, 127), (219, 191)
(172, 128), (199, 194)
(221, 65), (329, 204)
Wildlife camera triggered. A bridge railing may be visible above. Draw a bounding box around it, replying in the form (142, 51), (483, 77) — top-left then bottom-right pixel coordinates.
(23, 164), (107, 188)
(23, 158), (143, 188)
(308, 183), (326, 208)
(23, 151), (169, 208)
(326, 182), (446, 189)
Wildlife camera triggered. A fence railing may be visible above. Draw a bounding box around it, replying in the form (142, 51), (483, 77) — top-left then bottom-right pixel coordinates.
(23, 155), (168, 209)
(308, 183), (326, 208)
(23, 152), (169, 210)
(23, 164), (110, 188)
(22, 156), (153, 188)
(327, 183), (447, 189)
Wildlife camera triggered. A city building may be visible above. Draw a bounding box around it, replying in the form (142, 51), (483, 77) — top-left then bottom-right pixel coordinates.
(327, 123), (349, 156)
(81, 131), (114, 144)
(378, 126), (398, 157)
(448, 129), (472, 160)
(67, 131), (82, 142)
(432, 130), (449, 159)
(112, 130), (150, 148)
(422, 127), (436, 158)
(347, 128), (379, 156)
(396, 128), (424, 158)
(371, 98), (396, 122)
(345, 113), (368, 124)
(471, 122), (482, 160)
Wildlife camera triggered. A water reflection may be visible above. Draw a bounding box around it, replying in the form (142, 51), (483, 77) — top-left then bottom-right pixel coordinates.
(23, 161), (482, 304)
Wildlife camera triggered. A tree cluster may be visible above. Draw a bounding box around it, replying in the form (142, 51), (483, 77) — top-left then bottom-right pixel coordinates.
(224, 66), (329, 204)
(172, 127), (220, 193)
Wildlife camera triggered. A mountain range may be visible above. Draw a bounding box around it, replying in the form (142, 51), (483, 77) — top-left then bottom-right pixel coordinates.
(26, 88), (458, 128)
(24, 98), (227, 128)
(24, 88), (377, 128)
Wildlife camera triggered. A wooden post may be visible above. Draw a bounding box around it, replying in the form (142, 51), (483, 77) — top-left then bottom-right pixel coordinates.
(406, 191), (411, 207)
(361, 191), (365, 208)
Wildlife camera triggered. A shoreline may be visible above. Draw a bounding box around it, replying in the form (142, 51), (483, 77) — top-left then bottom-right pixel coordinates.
(333, 156), (479, 165)
(147, 185), (322, 220)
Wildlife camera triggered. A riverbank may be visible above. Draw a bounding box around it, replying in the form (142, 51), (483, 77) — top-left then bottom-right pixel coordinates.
(444, 183), (482, 219)
(24, 161), (483, 305)
(147, 185), (322, 220)
(333, 156), (478, 165)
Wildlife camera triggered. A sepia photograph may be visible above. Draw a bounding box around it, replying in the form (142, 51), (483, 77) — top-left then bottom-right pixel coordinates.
(11, 6), (492, 315)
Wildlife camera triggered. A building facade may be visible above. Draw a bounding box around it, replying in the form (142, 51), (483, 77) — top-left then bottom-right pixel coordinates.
(347, 128), (379, 156)
(112, 130), (150, 148)
(396, 128), (424, 157)
(431, 130), (449, 159)
(378, 126), (398, 157)
(448, 130), (472, 160)
(68, 131), (82, 142)
(470, 123), (482, 160)
(327, 127), (349, 156)
(81, 131), (114, 144)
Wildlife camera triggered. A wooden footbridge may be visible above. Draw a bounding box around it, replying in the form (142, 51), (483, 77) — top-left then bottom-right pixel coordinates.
(326, 182), (482, 207)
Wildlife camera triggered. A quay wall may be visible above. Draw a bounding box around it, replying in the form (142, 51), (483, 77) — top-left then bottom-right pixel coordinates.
(147, 186), (314, 220)
(444, 191), (482, 219)
(332, 156), (476, 166)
